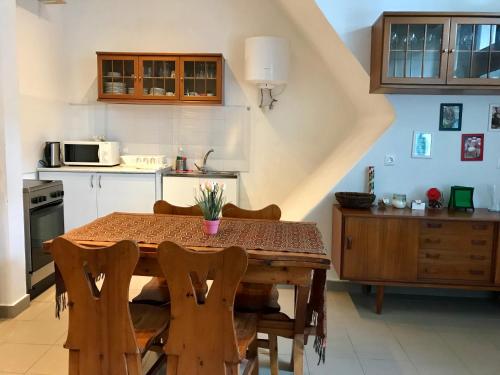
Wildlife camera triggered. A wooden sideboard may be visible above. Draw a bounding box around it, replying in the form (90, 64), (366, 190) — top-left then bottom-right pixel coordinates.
(332, 205), (500, 313)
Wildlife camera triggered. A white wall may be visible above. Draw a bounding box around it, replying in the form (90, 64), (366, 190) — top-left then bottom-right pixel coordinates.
(317, 0), (500, 208)
(0, 0), (28, 307)
(16, 0), (68, 173)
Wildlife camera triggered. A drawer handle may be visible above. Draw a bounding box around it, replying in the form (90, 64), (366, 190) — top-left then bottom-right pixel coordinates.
(470, 255), (486, 261)
(424, 238), (441, 244)
(471, 239), (486, 246)
(345, 236), (353, 250)
(426, 223), (442, 229)
(469, 270), (485, 276)
(472, 224), (488, 231)
(425, 253), (440, 259)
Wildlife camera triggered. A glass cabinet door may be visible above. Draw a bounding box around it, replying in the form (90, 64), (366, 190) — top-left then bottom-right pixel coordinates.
(448, 18), (500, 84)
(382, 17), (451, 84)
(98, 55), (138, 98)
(138, 57), (179, 99)
(180, 56), (223, 102)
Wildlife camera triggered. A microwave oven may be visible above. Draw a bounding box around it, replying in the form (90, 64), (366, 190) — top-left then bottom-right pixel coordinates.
(62, 141), (120, 166)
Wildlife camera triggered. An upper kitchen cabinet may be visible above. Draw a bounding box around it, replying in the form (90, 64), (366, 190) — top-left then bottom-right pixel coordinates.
(97, 52), (224, 104)
(370, 13), (500, 94)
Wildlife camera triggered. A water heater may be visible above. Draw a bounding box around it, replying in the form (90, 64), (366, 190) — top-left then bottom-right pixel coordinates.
(245, 36), (289, 89)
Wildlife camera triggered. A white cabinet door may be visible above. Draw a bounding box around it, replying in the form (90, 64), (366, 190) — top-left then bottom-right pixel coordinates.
(162, 176), (239, 206)
(39, 172), (97, 231)
(210, 178), (239, 205)
(96, 173), (156, 217)
(162, 176), (199, 207)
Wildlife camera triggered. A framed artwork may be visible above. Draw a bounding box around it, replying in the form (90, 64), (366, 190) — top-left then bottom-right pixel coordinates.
(411, 131), (432, 159)
(439, 103), (462, 131)
(488, 104), (500, 131)
(461, 133), (484, 161)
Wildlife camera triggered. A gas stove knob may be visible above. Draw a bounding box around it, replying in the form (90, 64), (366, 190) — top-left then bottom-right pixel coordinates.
(31, 197), (39, 204)
(50, 192), (58, 198)
(40, 196), (47, 202)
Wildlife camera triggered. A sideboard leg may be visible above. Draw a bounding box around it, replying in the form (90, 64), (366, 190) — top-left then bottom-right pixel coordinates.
(362, 285), (372, 295)
(375, 286), (384, 314)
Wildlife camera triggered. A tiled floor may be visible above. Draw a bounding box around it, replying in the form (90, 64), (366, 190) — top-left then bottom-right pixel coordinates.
(1, 278), (499, 374)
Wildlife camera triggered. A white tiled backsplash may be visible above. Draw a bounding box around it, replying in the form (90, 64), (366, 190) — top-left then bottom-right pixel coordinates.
(68, 104), (251, 171)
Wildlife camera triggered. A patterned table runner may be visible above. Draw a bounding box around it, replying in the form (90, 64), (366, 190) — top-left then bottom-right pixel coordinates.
(63, 212), (326, 254)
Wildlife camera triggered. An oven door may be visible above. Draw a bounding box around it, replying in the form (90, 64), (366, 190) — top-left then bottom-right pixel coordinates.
(29, 200), (65, 272)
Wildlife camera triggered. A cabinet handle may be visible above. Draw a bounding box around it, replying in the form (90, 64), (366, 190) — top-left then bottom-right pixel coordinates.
(345, 236), (353, 250)
(98, 175), (102, 188)
(450, 49), (456, 53)
(424, 238), (441, 244)
(90, 175), (94, 188)
(426, 222), (442, 229)
(472, 224), (488, 231)
(469, 270), (484, 276)
(470, 255), (486, 261)
(442, 48), (449, 53)
(471, 239), (487, 246)
(425, 253), (441, 259)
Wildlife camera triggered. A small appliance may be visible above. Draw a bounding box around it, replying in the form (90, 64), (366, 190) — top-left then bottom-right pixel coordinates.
(41, 141), (62, 168)
(23, 179), (65, 298)
(62, 141), (120, 166)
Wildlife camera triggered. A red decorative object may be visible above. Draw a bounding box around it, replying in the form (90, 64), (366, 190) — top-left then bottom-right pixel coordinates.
(461, 134), (484, 161)
(426, 188), (443, 209)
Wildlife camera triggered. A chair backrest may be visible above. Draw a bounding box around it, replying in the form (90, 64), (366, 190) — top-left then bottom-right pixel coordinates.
(51, 237), (142, 375)
(222, 203), (281, 221)
(158, 241), (248, 374)
(153, 200), (202, 216)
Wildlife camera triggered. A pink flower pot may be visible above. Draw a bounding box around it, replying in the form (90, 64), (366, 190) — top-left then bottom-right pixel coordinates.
(203, 219), (220, 235)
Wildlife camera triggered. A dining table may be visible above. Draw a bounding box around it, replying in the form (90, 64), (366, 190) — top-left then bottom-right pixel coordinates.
(44, 212), (331, 375)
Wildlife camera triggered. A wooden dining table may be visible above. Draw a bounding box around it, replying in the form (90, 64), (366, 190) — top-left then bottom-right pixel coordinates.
(44, 212), (331, 375)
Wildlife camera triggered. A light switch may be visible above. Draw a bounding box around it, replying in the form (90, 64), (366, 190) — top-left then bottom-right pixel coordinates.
(384, 154), (396, 166)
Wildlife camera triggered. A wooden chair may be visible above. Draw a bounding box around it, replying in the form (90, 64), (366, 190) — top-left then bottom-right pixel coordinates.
(51, 237), (169, 375)
(132, 200), (203, 306)
(222, 203), (283, 375)
(222, 203), (281, 221)
(158, 241), (258, 375)
(153, 199), (202, 216)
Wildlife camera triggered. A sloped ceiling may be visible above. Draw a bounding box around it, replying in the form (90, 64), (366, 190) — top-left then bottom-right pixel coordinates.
(275, 0), (395, 220)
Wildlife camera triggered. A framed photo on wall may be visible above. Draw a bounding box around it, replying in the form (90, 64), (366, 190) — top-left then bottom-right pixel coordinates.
(488, 104), (500, 131)
(439, 103), (462, 131)
(411, 131), (432, 159)
(461, 134), (484, 161)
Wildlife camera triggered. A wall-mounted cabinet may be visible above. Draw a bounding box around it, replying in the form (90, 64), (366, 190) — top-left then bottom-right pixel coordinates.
(371, 12), (500, 94)
(97, 52), (223, 104)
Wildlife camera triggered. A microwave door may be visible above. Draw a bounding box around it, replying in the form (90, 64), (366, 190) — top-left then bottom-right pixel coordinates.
(64, 144), (100, 165)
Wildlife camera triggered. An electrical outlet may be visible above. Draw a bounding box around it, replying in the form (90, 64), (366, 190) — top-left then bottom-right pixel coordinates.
(384, 154), (396, 166)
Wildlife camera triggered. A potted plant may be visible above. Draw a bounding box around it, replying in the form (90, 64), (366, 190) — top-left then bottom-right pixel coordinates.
(195, 181), (226, 235)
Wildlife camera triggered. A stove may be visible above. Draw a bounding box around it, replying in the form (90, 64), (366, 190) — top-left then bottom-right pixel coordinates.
(23, 179), (65, 298)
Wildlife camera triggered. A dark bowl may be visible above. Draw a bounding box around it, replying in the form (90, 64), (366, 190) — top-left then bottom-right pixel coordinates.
(335, 192), (376, 209)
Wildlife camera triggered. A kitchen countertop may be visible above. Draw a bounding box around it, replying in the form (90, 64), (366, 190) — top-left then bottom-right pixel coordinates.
(38, 165), (172, 174)
(163, 170), (239, 178)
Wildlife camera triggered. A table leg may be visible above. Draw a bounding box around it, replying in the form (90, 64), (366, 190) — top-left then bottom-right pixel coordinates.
(375, 285), (384, 314)
(293, 285), (311, 375)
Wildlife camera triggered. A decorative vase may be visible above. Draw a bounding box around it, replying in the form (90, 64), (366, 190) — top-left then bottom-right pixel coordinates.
(203, 219), (220, 235)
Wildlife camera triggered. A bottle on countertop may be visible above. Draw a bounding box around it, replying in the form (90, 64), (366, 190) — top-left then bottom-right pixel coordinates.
(176, 147), (187, 171)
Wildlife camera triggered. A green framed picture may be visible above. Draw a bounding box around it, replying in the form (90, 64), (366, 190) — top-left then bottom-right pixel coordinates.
(448, 186), (474, 211)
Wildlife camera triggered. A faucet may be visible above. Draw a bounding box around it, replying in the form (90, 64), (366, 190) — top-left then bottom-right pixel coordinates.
(195, 149), (214, 173)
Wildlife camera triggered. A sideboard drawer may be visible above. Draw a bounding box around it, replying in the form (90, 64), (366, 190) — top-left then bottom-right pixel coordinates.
(419, 249), (492, 263)
(420, 221), (494, 236)
(419, 234), (493, 252)
(418, 262), (491, 282)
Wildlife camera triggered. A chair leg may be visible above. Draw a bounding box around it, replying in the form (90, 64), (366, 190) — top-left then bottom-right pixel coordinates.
(248, 337), (259, 375)
(68, 350), (79, 375)
(227, 363), (239, 375)
(269, 334), (279, 375)
(166, 355), (178, 375)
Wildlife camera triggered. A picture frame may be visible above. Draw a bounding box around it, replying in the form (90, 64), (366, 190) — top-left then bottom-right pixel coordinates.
(488, 104), (500, 131)
(461, 133), (484, 161)
(411, 131), (432, 159)
(439, 103), (462, 131)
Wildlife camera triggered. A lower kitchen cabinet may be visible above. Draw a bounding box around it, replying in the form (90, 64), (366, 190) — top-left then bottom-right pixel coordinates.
(162, 175), (239, 207)
(332, 205), (500, 313)
(39, 171), (156, 231)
